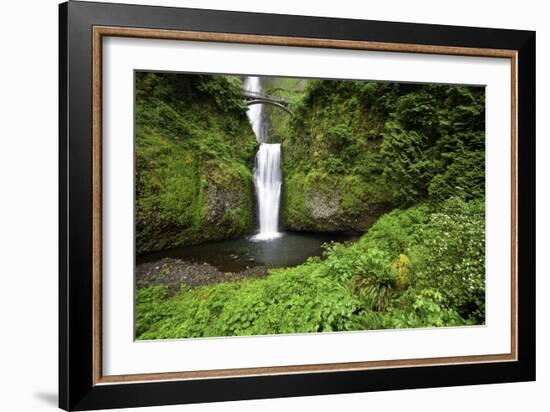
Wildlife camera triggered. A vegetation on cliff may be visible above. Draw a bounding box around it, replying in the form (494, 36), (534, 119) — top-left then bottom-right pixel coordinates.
(281, 80), (485, 231)
(135, 72), (258, 254)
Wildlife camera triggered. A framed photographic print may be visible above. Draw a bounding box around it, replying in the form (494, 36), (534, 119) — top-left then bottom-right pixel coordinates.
(59, 1), (536, 410)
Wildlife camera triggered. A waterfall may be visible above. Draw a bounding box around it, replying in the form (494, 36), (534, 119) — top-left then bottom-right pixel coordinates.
(244, 76), (283, 241)
(253, 144), (282, 240)
(244, 77), (267, 142)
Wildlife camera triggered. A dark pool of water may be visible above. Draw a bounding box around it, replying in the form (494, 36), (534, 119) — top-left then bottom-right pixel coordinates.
(137, 232), (358, 272)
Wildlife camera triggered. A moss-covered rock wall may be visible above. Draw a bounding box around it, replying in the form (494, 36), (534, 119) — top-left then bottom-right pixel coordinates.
(279, 80), (485, 232)
(280, 80), (395, 232)
(135, 73), (258, 254)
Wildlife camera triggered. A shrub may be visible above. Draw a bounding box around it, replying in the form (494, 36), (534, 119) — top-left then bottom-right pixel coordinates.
(409, 197), (485, 322)
(382, 288), (467, 329)
(349, 249), (395, 311)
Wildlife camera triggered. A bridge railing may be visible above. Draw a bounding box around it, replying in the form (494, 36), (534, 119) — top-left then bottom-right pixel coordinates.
(242, 90), (288, 105)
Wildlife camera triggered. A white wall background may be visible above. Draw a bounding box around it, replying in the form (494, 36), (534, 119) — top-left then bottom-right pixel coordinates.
(0, 0), (546, 411)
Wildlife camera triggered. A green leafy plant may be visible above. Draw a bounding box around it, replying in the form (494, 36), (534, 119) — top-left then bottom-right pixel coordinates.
(382, 288), (467, 329)
(348, 249), (395, 312)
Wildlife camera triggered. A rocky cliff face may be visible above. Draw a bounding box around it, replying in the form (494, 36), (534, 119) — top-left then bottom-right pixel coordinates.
(282, 171), (393, 232)
(135, 73), (257, 254)
(303, 188), (391, 231)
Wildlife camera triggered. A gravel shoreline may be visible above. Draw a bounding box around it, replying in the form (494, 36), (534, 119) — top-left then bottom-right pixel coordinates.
(136, 257), (268, 295)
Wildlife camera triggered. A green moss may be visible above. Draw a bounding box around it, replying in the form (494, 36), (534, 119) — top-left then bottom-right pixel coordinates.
(392, 254), (412, 290)
(276, 80), (397, 232)
(135, 72), (257, 254)
(275, 80), (484, 231)
(340, 175), (369, 212)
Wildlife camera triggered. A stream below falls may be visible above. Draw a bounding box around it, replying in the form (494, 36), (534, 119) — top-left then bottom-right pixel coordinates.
(137, 232), (358, 272)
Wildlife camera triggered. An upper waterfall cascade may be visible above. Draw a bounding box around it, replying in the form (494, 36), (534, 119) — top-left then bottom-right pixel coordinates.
(244, 76), (283, 241)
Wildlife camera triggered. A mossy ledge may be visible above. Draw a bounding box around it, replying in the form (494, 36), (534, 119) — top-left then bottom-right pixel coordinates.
(135, 72), (258, 254)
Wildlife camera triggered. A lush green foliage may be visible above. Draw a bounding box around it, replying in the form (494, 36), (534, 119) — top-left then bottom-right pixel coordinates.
(135, 74), (486, 339)
(407, 198), (486, 321)
(137, 262), (360, 338)
(137, 197), (485, 339)
(280, 80), (485, 231)
(135, 73), (258, 253)
(379, 85), (485, 205)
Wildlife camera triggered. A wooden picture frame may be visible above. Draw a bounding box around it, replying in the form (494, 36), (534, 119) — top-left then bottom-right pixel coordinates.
(59, 1), (535, 410)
